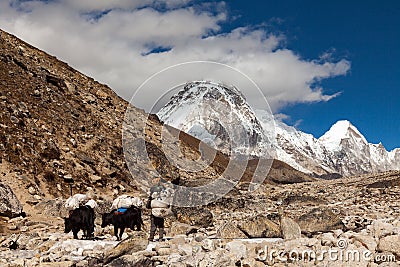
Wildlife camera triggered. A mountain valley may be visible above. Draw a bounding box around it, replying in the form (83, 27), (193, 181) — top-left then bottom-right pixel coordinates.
(0, 29), (400, 266)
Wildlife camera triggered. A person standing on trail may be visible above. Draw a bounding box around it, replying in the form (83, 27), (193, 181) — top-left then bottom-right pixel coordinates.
(146, 178), (173, 242)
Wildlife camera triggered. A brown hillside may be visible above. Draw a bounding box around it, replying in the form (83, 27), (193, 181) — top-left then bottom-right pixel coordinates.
(0, 28), (314, 213)
(0, 29), (135, 201)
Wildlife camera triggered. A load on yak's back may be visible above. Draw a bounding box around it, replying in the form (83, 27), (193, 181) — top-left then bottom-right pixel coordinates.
(65, 193), (98, 210)
(101, 195), (144, 240)
(111, 195), (143, 212)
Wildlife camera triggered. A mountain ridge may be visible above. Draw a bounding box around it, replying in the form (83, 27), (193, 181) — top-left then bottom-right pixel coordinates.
(158, 81), (400, 176)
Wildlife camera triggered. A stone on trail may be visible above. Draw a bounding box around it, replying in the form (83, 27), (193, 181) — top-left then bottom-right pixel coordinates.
(216, 221), (247, 239)
(238, 215), (281, 238)
(377, 234), (400, 256)
(106, 253), (153, 267)
(280, 216), (301, 240)
(103, 232), (148, 264)
(296, 207), (344, 235)
(169, 222), (198, 236)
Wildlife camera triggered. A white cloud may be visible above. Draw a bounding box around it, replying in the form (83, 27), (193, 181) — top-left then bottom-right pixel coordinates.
(294, 119), (303, 128)
(0, 0), (350, 113)
(274, 113), (290, 122)
(61, 0), (153, 11)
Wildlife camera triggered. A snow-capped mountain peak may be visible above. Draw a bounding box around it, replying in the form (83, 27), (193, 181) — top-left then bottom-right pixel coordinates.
(157, 81), (400, 176)
(157, 81), (274, 156)
(319, 120), (368, 151)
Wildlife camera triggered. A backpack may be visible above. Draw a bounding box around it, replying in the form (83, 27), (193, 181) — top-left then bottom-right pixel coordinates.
(150, 187), (174, 218)
(150, 188), (173, 208)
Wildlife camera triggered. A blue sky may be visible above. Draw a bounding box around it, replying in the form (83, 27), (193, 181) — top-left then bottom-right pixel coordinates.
(0, 0), (399, 149)
(225, 0), (400, 149)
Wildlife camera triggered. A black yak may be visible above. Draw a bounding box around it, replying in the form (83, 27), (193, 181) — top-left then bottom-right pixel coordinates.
(64, 206), (95, 239)
(101, 206), (143, 240)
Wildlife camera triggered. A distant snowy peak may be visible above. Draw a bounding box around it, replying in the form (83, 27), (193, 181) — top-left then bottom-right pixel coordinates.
(319, 120), (368, 151)
(157, 81), (400, 176)
(271, 119), (400, 176)
(158, 81), (248, 125)
(157, 81), (272, 156)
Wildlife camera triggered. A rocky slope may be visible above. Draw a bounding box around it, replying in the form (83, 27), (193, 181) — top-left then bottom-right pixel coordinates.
(0, 28), (135, 201)
(158, 81), (400, 176)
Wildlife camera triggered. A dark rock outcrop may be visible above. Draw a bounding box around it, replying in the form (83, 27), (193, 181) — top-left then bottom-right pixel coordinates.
(216, 222), (247, 239)
(0, 182), (23, 218)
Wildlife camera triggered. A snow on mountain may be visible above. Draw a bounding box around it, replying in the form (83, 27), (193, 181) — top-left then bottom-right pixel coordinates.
(388, 148), (400, 171)
(319, 120), (368, 151)
(318, 120), (400, 175)
(157, 81), (274, 157)
(271, 119), (337, 175)
(157, 81), (400, 176)
(271, 119), (400, 176)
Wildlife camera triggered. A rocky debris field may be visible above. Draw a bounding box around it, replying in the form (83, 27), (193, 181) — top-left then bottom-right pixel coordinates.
(0, 170), (399, 266)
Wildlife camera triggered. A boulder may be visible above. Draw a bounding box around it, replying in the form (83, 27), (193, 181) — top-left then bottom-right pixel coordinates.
(238, 215), (281, 238)
(34, 199), (68, 217)
(372, 220), (395, 239)
(201, 239), (216, 252)
(169, 222), (198, 236)
(320, 232), (337, 246)
(378, 235), (400, 256)
(178, 244), (193, 256)
(280, 216), (301, 240)
(225, 240), (247, 261)
(196, 249), (234, 267)
(174, 207), (213, 228)
(106, 253), (152, 267)
(0, 182), (23, 217)
(155, 243), (173, 256)
(216, 222), (247, 239)
(296, 207), (344, 234)
(353, 233), (377, 252)
(103, 232), (148, 264)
